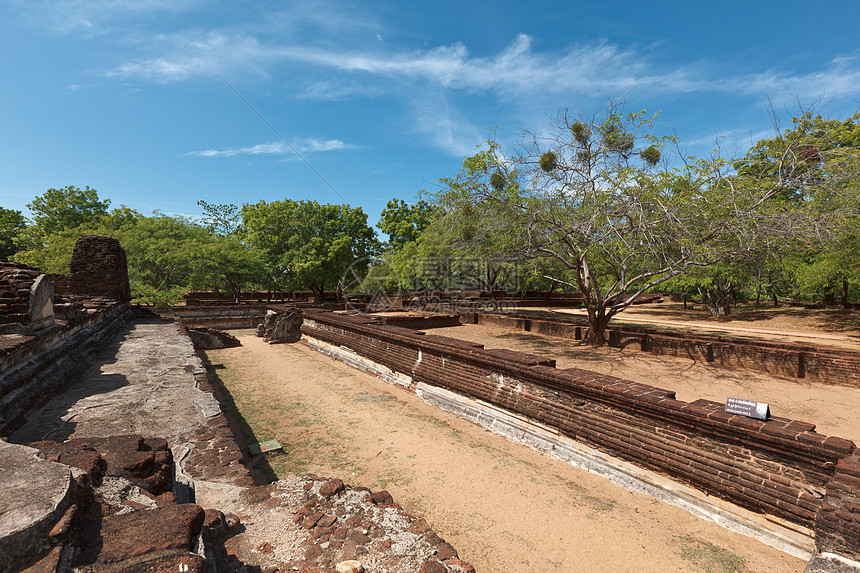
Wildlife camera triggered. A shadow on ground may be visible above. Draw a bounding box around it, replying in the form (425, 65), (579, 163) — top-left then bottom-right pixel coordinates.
(7, 323), (136, 445)
(199, 360), (279, 485)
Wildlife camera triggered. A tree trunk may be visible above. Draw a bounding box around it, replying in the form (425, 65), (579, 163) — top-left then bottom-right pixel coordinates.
(701, 281), (732, 316)
(824, 283), (835, 304)
(311, 284), (324, 305)
(583, 305), (609, 346)
(843, 279), (849, 307)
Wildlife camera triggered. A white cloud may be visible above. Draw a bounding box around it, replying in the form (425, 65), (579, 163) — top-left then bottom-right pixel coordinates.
(185, 138), (355, 158)
(409, 95), (485, 158)
(722, 52), (860, 104)
(108, 29), (860, 108)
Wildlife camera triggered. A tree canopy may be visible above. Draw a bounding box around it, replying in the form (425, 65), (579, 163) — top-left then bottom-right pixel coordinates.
(377, 198), (437, 251)
(242, 199), (378, 302)
(0, 207), (26, 260)
(27, 185), (111, 235)
(429, 106), (858, 344)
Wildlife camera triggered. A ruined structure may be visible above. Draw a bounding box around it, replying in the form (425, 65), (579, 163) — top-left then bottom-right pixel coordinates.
(0, 237), (474, 573)
(3, 236), (860, 571)
(69, 235), (130, 301)
(300, 308), (860, 572)
(259, 307), (303, 343)
(473, 312), (860, 386)
(0, 262), (55, 334)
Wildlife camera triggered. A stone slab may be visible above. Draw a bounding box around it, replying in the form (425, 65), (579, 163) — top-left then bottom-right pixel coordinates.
(10, 319), (220, 445)
(0, 440), (74, 573)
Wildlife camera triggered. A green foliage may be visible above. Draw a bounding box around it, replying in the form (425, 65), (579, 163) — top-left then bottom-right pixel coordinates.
(377, 198), (437, 252)
(130, 281), (186, 311)
(27, 185), (110, 235)
(570, 121), (591, 144)
(639, 145), (661, 166)
(13, 225), (83, 273)
(599, 115), (635, 153)
(0, 207), (26, 260)
(197, 200), (241, 236)
(539, 151), (558, 172)
(431, 105), (856, 343)
(721, 110), (860, 302)
(489, 171), (507, 191)
(242, 199), (378, 298)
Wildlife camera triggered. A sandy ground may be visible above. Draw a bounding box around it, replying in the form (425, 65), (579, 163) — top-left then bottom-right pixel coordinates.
(207, 331), (806, 573)
(421, 322), (860, 445)
(546, 302), (860, 349)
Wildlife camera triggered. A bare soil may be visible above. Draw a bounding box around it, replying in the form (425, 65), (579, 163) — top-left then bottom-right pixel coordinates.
(207, 332), (807, 573)
(548, 302), (860, 349)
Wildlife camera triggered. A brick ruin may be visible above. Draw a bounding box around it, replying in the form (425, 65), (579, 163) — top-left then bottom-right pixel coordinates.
(0, 238), (474, 573)
(300, 307), (860, 571)
(69, 235), (130, 301)
(2, 236), (860, 571)
(472, 311), (860, 387)
(0, 262), (55, 334)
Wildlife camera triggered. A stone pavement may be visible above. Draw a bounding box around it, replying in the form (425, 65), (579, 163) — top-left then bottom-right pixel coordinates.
(10, 316), (221, 446)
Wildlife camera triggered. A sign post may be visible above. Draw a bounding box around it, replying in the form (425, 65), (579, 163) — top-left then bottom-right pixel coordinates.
(725, 397), (770, 421)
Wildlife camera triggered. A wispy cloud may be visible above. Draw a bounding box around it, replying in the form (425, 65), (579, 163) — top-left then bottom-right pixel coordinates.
(409, 94), (485, 158)
(10, 0), (198, 34)
(106, 30), (860, 110)
(185, 138), (355, 158)
(722, 52), (860, 103)
(107, 32), (273, 81)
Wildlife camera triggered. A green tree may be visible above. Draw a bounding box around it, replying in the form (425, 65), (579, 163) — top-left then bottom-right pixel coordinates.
(377, 198), (438, 251)
(197, 200), (242, 236)
(435, 106), (849, 345)
(242, 199), (378, 302)
(27, 185), (110, 235)
(0, 207), (26, 260)
(733, 110), (860, 305)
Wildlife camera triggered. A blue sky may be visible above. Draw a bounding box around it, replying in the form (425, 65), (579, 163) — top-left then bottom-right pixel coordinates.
(2, 0), (859, 228)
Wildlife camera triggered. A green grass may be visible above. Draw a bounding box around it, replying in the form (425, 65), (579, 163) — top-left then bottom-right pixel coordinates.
(676, 535), (749, 573)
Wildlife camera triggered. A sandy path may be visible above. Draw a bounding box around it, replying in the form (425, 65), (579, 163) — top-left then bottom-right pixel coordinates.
(423, 323), (860, 444)
(207, 332), (805, 573)
(553, 308), (859, 345)
(540, 302), (860, 350)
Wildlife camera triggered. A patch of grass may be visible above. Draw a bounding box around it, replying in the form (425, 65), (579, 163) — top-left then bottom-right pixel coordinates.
(676, 535), (749, 573)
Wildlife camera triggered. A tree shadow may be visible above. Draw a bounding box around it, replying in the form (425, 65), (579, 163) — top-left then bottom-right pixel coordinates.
(199, 360), (279, 485)
(7, 322), (135, 444)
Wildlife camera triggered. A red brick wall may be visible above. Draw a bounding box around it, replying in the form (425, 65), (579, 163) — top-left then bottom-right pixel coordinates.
(302, 309), (856, 536)
(472, 313), (860, 388)
(69, 236), (130, 301)
(814, 452), (860, 560)
(0, 262), (41, 324)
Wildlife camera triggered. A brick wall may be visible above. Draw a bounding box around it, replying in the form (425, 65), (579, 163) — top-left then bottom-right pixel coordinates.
(814, 452), (860, 561)
(471, 313), (860, 388)
(0, 262), (42, 324)
(69, 236), (130, 301)
(301, 309), (859, 556)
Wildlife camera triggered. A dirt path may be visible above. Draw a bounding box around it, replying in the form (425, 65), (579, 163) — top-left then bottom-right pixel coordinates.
(207, 332), (805, 573)
(423, 323), (860, 444)
(546, 303), (860, 349)
(554, 308), (859, 345)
